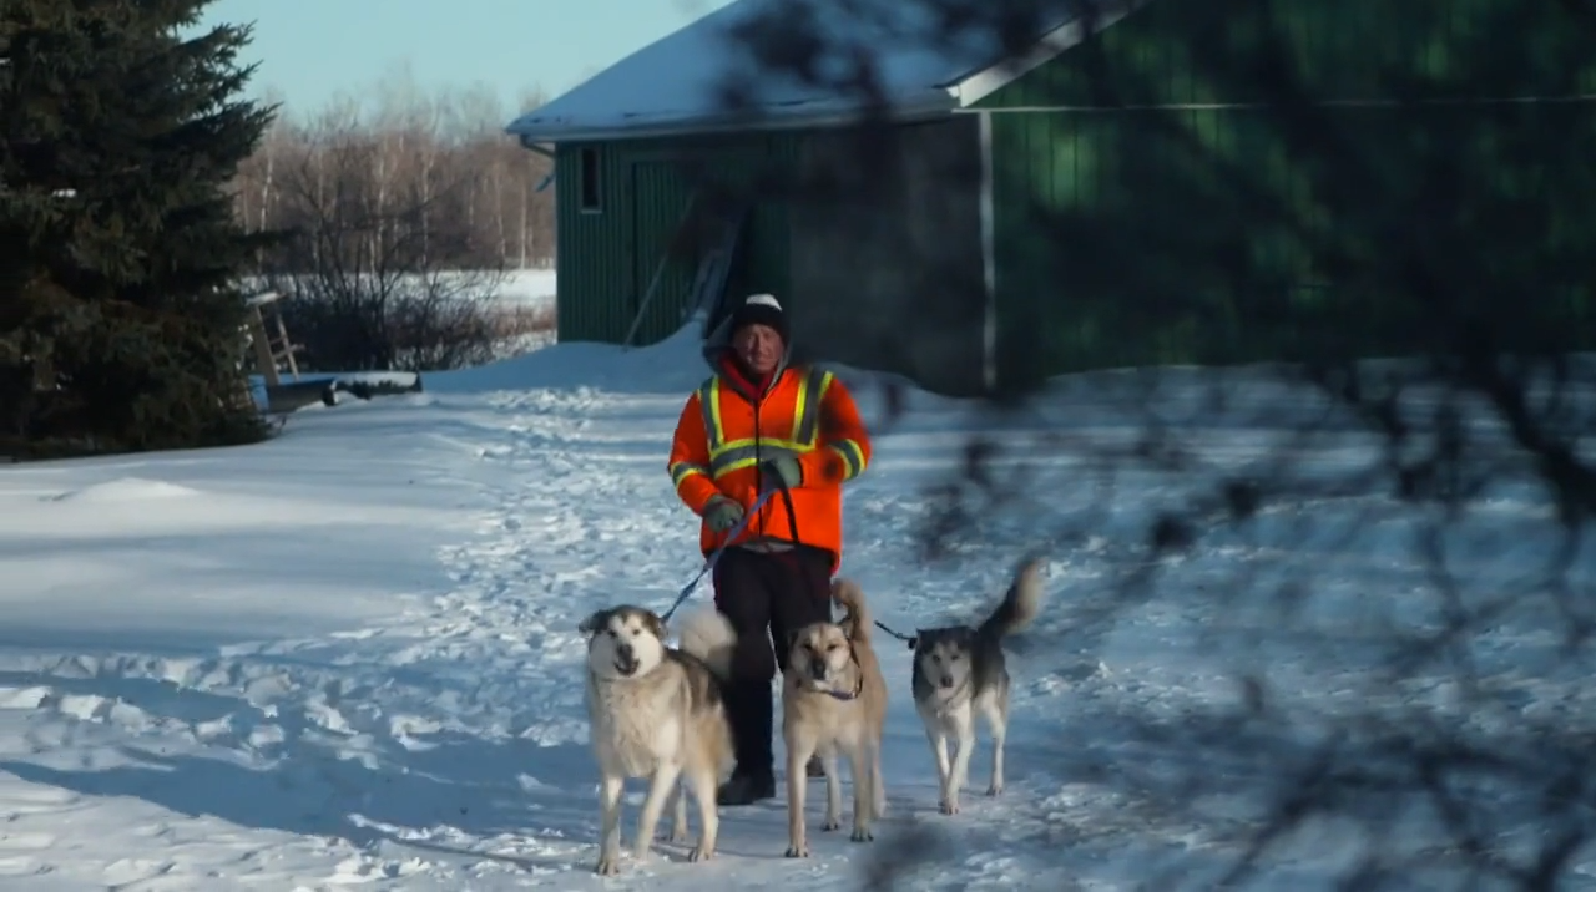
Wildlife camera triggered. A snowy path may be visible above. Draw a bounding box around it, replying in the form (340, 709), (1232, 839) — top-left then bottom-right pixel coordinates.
(0, 377), (1154, 890)
(2, 333), (1589, 889)
(375, 385), (1213, 891)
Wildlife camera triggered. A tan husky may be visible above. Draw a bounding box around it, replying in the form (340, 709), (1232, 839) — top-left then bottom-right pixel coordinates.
(780, 578), (888, 858)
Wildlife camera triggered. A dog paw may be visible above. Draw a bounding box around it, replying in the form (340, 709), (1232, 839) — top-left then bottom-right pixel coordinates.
(939, 798), (960, 816)
(821, 817), (841, 832)
(595, 857), (622, 876)
(629, 846), (652, 868)
(785, 844), (810, 858)
(986, 783), (1003, 797)
(664, 826), (690, 843)
(850, 826), (874, 843)
(688, 845), (714, 862)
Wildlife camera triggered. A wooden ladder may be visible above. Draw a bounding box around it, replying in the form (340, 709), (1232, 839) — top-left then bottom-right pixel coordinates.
(244, 291), (301, 387)
(683, 204), (748, 333)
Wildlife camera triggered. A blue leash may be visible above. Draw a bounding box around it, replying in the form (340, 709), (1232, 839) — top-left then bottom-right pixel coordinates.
(661, 487), (777, 624)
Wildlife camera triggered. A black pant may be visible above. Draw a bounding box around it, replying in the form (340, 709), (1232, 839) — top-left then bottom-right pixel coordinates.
(712, 544), (833, 773)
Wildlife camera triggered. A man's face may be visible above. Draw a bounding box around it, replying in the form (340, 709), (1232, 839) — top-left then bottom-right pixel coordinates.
(732, 323), (784, 377)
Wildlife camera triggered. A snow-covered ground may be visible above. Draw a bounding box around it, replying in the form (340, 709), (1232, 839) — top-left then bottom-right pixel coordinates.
(0, 315), (1590, 889)
(239, 268), (556, 311)
(489, 268), (556, 310)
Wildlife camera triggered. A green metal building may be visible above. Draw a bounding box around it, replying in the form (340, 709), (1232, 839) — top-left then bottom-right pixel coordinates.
(508, 0), (1596, 396)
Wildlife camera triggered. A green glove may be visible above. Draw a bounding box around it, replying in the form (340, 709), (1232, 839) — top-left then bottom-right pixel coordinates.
(702, 495), (744, 532)
(759, 454), (803, 490)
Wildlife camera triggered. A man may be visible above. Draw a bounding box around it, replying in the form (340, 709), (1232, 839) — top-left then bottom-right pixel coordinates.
(668, 293), (873, 806)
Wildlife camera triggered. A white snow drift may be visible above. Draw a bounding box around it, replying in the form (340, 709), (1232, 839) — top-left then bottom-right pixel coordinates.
(0, 311), (1587, 889)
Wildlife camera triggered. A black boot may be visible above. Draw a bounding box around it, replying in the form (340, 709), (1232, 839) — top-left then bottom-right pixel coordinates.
(718, 768), (776, 806)
(718, 681), (776, 806)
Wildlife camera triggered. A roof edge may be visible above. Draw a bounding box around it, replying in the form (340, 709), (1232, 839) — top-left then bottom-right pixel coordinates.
(949, 0), (1146, 108)
(505, 93), (958, 145)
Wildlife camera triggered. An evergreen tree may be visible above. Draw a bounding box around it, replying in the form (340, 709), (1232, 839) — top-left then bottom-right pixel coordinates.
(0, 0), (278, 456)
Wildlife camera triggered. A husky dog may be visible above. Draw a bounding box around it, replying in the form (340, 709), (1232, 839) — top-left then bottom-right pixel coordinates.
(781, 578), (888, 858)
(580, 603), (738, 875)
(910, 557), (1044, 815)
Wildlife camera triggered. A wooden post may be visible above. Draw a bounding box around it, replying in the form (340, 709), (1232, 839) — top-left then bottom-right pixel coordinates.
(247, 304), (280, 387)
(271, 304), (300, 378)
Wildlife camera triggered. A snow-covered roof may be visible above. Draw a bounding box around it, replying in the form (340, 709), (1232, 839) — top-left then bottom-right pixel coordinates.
(507, 0), (1135, 144)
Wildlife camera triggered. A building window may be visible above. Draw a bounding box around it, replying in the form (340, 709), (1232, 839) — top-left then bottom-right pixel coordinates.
(579, 147), (601, 213)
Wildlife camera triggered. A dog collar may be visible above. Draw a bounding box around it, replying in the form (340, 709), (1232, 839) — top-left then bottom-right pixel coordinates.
(824, 672), (865, 702)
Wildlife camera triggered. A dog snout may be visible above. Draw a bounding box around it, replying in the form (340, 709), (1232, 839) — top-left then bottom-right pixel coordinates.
(615, 644), (638, 674)
(939, 674), (955, 689)
(808, 657), (828, 681)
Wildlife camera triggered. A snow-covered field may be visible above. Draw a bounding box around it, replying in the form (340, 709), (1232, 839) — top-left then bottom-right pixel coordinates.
(483, 269), (557, 360)
(239, 268), (556, 310)
(0, 312), (1590, 889)
(489, 268), (556, 311)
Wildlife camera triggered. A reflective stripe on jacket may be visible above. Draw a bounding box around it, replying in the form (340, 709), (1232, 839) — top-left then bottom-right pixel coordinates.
(668, 364), (872, 565)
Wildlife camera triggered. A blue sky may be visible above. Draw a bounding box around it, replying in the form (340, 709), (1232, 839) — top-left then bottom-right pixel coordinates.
(197, 0), (734, 117)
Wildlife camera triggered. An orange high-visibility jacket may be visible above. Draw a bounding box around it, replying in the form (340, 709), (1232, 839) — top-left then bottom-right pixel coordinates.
(668, 363), (872, 566)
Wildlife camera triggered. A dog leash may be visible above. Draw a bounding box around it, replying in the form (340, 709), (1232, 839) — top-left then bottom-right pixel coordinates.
(661, 487), (778, 624)
(873, 620), (916, 649)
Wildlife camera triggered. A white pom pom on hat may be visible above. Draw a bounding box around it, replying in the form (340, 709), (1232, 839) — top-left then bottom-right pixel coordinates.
(729, 292), (789, 341)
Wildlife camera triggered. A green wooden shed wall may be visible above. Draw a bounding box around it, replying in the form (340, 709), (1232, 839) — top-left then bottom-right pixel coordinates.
(546, 0), (1596, 388)
(975, 0), (1596, 382)
(553, 132), (799, 347)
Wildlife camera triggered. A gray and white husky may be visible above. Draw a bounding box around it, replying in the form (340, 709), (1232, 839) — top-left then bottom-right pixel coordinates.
(580, 603), (738, 875)
(909, 557), (1045, 815)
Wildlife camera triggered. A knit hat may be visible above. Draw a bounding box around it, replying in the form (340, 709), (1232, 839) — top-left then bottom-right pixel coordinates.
(728, 293), (789, 344)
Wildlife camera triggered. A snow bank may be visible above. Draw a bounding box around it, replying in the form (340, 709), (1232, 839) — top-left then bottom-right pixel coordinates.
(421, 313), (956, 418)
(423, 314), (713, 395)
(333, 371), (421, 388)
(48, 478), (204, 504)
(0, 311), (1591, 888)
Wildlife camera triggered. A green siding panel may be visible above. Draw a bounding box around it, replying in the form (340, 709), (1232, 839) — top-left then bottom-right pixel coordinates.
(978, 0), (1596, 378)
(554, 143), (631, 344)
(628, 160), (700, 346)
(980, 0), (1589, 112)
(554, 132), (800, 348)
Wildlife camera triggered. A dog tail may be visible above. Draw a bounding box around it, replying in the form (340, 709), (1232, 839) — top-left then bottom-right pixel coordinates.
(676, 604), (738, 681)
(977, 555), (1045, 643)
(830, 577), (873, 643)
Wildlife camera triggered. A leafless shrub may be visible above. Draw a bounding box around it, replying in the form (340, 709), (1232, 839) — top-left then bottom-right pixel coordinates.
(235, 66), (555, 372)
(487, 304), (556, 340)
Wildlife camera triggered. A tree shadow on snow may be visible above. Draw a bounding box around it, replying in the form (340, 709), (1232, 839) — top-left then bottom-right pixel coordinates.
(0, 673), (603, 865)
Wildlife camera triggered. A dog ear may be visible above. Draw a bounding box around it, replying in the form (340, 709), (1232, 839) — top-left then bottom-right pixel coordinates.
(908, 630), (923, 651)
(642, 610), (667, 640)
(579, 611), (607, 637)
